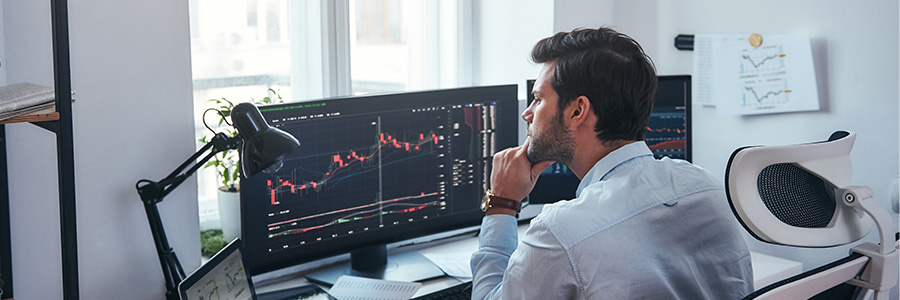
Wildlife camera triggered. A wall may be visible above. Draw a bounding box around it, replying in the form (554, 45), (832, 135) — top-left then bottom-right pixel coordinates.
(3, 0), (199, 299)
(0, 1), (5, 86)
(553, 0), (899, 285)
(476, 0), (555, 100)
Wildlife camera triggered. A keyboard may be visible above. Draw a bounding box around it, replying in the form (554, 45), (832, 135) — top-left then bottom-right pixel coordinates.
(413, 282), (472, 300)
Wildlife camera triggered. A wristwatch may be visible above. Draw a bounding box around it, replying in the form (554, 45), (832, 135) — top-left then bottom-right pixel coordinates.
(480, 189), (522, 213)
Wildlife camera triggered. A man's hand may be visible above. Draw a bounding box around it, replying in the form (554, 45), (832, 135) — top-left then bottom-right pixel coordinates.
(490, 139), (555, 202)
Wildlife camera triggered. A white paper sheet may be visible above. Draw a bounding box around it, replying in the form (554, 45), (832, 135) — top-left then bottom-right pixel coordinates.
(327, 275), (421, 300)
(692, 34), (743, 106)
(694, 34), (820, 115)
(421, 251), (473, 279)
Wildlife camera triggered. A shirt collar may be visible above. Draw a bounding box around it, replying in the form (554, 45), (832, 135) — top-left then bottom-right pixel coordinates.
(575, 141), (654, 197)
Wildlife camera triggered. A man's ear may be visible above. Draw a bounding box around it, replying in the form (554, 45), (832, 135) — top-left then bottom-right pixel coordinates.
(568, 95), (591, 126)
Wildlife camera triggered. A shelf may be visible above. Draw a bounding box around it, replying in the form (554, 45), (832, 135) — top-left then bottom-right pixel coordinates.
(0, 0), (77, 298)
(0, 113), (60, 125)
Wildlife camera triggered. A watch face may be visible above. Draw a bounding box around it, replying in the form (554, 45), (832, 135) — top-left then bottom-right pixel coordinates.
(480, 192), (490, 212)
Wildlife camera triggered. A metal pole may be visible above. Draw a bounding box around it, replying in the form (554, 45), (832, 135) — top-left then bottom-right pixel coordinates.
(50, 0), (78, 298)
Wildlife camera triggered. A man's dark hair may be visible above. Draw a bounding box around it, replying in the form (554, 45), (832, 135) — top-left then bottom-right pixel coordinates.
(531, 27), (657, 142)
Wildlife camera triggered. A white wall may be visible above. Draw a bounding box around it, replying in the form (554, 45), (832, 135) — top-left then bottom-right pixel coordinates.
(0, 1), (6, 86)
(3, 0), (199, 299)
(476, 0), (555, 100)
(552, 0), (900, 284)
(553, 1), (613, 34)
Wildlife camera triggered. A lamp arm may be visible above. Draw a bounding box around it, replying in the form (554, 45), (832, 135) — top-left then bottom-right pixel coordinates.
(135, 132), (241, 300)
(138, 133), (240, 204)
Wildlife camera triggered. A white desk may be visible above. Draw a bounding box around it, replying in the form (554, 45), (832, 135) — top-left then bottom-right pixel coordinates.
(255, 221), (803, 297)
(749, 251), (804, 290)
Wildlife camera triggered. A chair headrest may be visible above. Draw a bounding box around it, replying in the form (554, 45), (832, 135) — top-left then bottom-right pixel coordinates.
(725, 131), (871, 247)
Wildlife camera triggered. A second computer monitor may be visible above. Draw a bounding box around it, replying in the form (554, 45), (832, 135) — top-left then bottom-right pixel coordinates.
(528, 75), (692, 204)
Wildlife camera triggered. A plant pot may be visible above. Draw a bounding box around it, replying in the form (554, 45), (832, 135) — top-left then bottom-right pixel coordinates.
(217, 188), (241, 243)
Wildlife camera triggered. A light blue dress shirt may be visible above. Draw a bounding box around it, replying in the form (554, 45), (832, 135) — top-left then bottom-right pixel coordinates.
(471, 142), (753, 299)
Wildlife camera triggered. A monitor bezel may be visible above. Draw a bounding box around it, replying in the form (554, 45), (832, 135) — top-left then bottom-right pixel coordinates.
(655, 75), (692, 162)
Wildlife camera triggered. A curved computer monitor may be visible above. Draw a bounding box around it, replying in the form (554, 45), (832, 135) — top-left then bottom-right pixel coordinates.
(528, 75), (692, 204)
(241, 85), (518, 284)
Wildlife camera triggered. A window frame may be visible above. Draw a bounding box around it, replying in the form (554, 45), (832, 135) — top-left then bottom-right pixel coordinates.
(190, 0), (476, 230)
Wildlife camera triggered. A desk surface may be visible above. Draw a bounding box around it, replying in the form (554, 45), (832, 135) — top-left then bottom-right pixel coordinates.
(255, 220), (803, 297)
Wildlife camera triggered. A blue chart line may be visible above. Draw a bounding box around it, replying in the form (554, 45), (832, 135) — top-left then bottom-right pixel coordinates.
(742, 54), (779, 69)
(744, 86), (784, 102)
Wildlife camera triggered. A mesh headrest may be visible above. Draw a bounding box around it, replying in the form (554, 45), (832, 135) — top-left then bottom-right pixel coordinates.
(758, 163), (835, 228)
(725, 131), (870, 247)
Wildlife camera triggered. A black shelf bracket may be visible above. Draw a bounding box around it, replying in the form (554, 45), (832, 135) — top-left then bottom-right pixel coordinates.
(33, 120), (59, 133)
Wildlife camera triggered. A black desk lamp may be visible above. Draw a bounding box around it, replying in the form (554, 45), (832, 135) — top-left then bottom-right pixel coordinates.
(135, 103), (299, 300)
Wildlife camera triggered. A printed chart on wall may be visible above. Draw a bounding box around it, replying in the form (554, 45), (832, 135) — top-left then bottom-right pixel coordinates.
(694, 34), (819, 115)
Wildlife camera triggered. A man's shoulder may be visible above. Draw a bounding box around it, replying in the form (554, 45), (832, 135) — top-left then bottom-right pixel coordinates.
(653, 157), (723, 195)
(531, 158), (724, 248)
(531, 188), (663, 249)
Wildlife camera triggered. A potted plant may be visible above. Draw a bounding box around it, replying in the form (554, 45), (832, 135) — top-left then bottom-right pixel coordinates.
(200, 89), (283, 243)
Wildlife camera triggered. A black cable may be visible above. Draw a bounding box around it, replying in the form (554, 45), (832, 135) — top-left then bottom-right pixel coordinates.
(202, 108), (231, 134)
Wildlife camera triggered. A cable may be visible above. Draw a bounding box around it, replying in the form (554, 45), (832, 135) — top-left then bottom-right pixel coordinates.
(202, 108), (232, 134)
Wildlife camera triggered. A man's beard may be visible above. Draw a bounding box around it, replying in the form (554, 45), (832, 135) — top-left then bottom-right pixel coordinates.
(526, 113), (575, 164)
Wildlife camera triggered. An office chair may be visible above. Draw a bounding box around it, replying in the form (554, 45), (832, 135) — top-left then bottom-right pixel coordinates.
(725, 131), (898, 300)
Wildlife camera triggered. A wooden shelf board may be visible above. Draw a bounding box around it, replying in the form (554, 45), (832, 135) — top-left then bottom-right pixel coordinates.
(0, 112), (60, 125)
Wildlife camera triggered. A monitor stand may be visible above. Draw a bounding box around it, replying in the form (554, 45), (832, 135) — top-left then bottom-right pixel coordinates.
(305, 244), (445, 286)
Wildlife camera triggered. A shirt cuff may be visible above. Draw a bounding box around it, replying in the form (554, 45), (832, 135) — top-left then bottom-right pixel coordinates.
(478, 214), (519, 254)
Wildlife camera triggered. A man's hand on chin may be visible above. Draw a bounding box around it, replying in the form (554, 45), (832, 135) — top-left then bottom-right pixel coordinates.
(489, 139), (554, 203)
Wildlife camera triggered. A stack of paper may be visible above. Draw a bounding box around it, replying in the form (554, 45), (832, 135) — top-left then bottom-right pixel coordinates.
(327, 276), (422, 300)
(0, 82), (56, 121)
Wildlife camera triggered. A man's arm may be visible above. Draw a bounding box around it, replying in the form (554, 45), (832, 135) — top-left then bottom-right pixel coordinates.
(470, 214), (519, 299)
(469, 140), (554, 299)
(471, 212), (580, 300)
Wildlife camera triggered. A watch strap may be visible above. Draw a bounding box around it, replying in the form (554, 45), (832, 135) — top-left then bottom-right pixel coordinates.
(487, 194), (522, 212)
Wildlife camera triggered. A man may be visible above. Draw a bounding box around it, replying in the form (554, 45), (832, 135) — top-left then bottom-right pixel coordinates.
(471, 27), (753, 299)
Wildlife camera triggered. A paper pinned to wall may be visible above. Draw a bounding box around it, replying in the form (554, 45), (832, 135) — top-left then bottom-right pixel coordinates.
(692, 34), (743, 106)
(693, 34), (820, 115)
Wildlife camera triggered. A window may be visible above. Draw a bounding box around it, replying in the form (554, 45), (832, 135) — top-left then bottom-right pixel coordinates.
(188, 0), (471, 231)
(349, 0), (468, 95)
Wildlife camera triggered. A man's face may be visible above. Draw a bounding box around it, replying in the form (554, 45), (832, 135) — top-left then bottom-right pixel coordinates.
(522, 62), (575, 164)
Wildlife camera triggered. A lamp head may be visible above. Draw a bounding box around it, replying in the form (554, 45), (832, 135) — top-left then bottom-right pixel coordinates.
(231, 102), (300, 177)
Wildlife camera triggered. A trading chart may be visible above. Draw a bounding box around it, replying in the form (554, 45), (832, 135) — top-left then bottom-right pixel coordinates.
(645, 108), (687, 160)
(259, 103), (497, 252)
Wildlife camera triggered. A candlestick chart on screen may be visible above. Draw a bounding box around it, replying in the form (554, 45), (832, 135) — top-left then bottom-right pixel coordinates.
(645, 107), (688, 160)
(257, 104), (496, 252)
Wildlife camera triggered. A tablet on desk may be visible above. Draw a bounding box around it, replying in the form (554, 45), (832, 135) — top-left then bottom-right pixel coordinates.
(179, 238), (257, 300)
(178, 237), (335, 300)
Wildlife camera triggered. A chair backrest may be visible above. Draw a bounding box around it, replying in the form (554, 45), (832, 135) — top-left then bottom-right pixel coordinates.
(725, 131), (898, 300)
